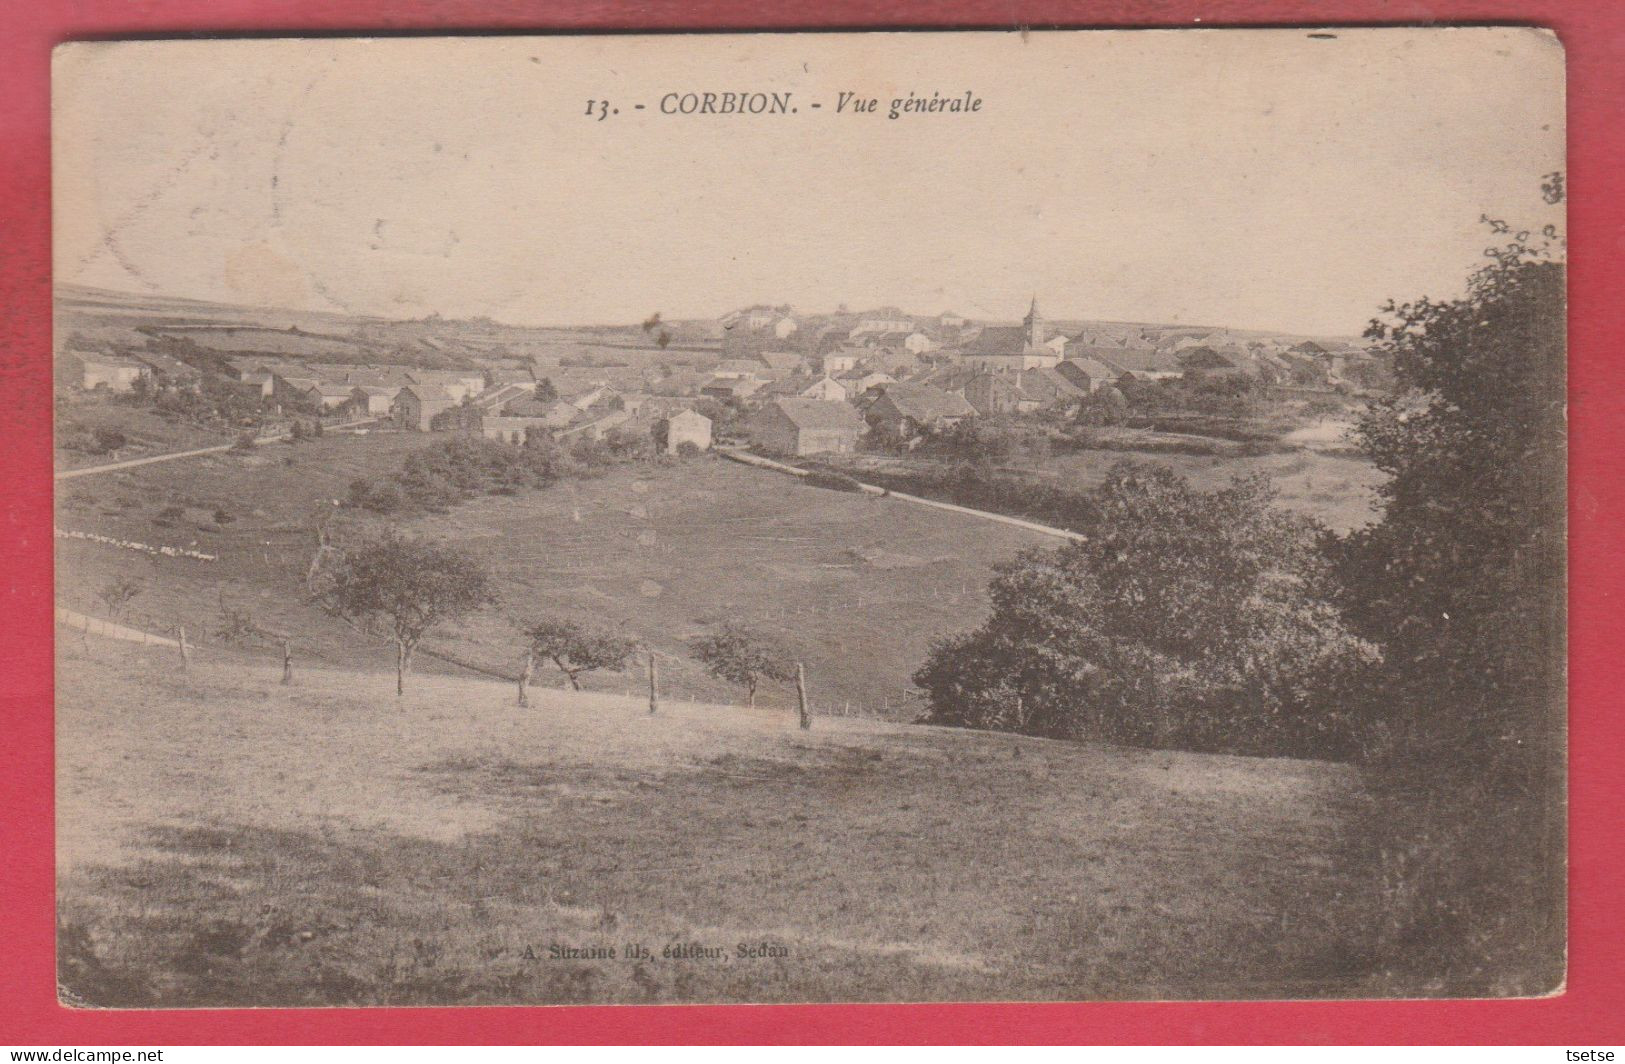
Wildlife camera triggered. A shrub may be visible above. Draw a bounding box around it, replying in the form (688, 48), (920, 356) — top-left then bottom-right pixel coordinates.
(92, 428), (127, 454)
(914, 461), (1375, 758)
(801, 470), (865, 493)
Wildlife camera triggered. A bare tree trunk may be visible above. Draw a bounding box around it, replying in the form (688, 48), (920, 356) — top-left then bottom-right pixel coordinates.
(281, 639), (293, 685)
(796, 662), (810, 730)
(748, 682), (756, 709)
(177, 625), (191, 669)
(517, 649), (534, 707)
(396, 640), (408, 697)
(648, 652), (659, 715)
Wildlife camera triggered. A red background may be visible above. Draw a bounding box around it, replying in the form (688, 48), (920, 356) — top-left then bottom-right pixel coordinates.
(2, 0), (1621, 1046)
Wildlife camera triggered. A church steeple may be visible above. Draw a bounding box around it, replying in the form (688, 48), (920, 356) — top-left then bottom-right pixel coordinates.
(1023, 295), (1046, 350)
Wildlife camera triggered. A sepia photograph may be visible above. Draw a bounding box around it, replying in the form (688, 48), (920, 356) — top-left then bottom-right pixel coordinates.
(50, 28), (1566, 1007)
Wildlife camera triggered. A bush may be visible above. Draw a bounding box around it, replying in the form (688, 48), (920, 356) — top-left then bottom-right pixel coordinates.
(801, 470), (865, 493)
(230, 432), (257, 453)
(675, 440), (702, 458)
(92, 428), (127, 454)
(212, 508), (236, 524)
(914, 461), (1375, 758)
(155, 505), (186, 525)
(348, 435), (582, 515)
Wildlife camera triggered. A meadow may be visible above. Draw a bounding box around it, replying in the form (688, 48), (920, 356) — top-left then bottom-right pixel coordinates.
(57, 643), (1384, 1006)
(56, 432), (1050, 716)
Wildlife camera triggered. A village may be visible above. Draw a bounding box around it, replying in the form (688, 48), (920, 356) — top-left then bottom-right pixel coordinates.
(58, 290), (1387, 466)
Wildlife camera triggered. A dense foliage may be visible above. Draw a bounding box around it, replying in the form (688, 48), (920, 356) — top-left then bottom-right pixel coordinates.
(1331, 246), (1565, 787)
(915, 463), (1374, 757)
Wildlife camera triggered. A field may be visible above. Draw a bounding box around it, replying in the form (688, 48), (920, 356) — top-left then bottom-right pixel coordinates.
(57, 642), (1383, 1006)
(830, 443), (1385, 534)
(56, 432), (1053, 716)
(54, 395), (238, 472)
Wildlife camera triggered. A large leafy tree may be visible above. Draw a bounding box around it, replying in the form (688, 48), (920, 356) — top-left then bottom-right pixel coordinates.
(1320, 191), (1566, 994)
(323, 529), (495, 695)
(1332, 214), (1566, 787)
(916, 462), (1373, 757)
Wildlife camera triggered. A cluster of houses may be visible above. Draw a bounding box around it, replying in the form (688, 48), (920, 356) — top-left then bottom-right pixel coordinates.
(64, 348), (717, 455)
(62, 295), (1383, 463)
(691, 298), (1383, 456)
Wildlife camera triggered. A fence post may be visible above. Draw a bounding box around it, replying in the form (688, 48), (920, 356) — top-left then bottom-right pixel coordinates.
(517, 649), (534, 708)
(177, 625), (191, 668)
(281, 639), (293, 685)
(796, 662), (811, 731)
(648, 652), (659, 716)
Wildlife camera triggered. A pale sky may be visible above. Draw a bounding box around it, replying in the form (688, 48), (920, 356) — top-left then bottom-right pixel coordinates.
(53, 29), (1565, 334)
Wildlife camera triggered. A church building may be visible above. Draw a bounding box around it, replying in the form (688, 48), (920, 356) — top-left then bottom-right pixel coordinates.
(958, 297), (1063, 372)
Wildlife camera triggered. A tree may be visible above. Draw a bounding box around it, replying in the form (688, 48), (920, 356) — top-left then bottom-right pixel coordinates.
(1318, 189), (1567, 994)
(321, 529), (495, 695)
(289, 420), (308, 442)
(915, 462), (1373, 757)
(521, 617), (637, 691)
(690, 622), (795, 708)
(97, 576), (144, 619)
(1330, 208), (1566, 786)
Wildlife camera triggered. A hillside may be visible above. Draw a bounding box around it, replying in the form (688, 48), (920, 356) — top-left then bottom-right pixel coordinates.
(57, 641), (1381, 1006)
(55, 435), (1053, 717)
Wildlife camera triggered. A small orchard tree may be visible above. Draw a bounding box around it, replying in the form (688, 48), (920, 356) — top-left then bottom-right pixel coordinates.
(690, 622), (795, 708)
(522, 617), (636, 692)
(322, 529), (495, 696)
(97, 576), (144, 619)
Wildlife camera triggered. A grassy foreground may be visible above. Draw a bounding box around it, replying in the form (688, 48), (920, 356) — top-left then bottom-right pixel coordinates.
(58, 642), (1388, 1006)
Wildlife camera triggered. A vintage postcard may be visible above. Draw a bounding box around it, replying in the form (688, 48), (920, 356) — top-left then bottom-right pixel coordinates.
(51, 29), (1566, 1006)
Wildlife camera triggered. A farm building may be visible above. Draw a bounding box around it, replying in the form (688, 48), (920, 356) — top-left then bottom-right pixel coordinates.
(501, 396), (582, 429)
(78, 354), (150, 393)
(271, 372), (323, 405)
(134, 352), (203, 391)
(1094, 348), (1185, 380)
(748, 399), (865, 456)
(392, 383), (461, 431)
(701, 376), (765, 401)
(409, 369), (485, 402)
(484, 366), (538, 390)
(865, 382), (977, 443)
(962, 372), (1040, 417)
(1055, 357), (1123, 393)
(662, 409), (713, 453)
(480, 415), (555, 445)
(307, 382), (359, 409)
(816, 351), (862, 376)
(756, 351), (806, 378)
(349, 384), (402, 416)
